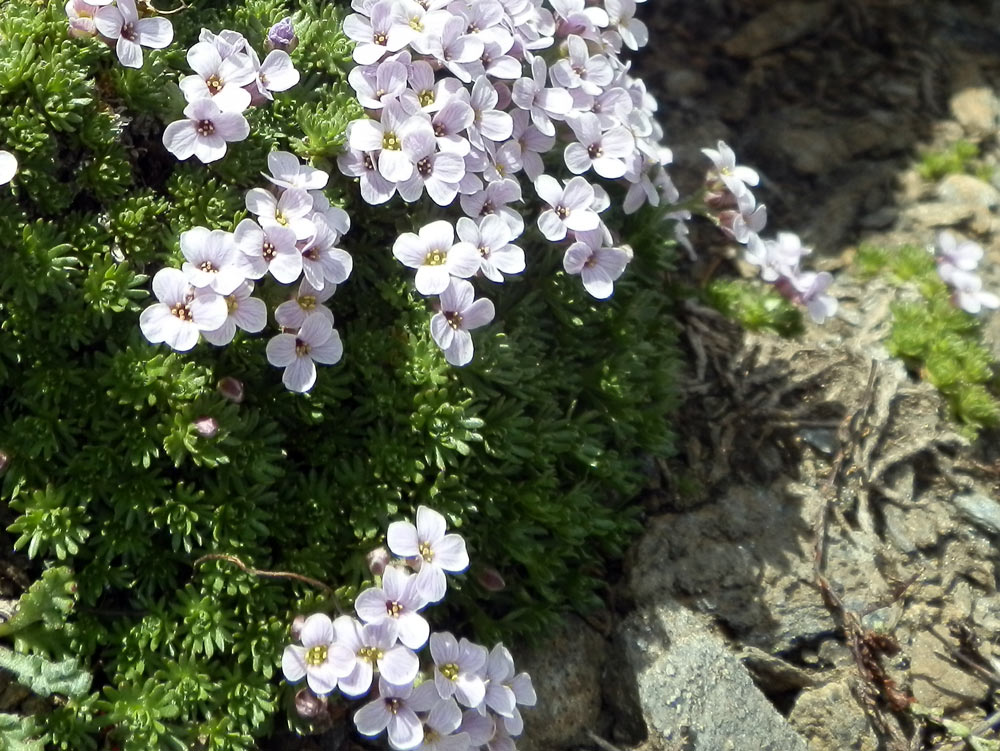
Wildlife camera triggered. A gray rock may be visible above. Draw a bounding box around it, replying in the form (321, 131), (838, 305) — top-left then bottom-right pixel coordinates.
(621, 601), (808, 751)
(901, 201), (975, 228)
(949, 64), (1000, 138)
(936, 174), (1000, 211)
(518, 616), (607, 750)
(953, 492), (1000, 534)
(909, 628), (990, 712)
(788, 679), (878, 751)
(723, 3), (831, 59)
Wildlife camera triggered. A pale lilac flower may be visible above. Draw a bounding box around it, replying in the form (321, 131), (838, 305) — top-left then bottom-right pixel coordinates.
(390, 0), (450, 55)
(139, 268), (227, 352)
(387, 505), (471, 601)
(481, 645), (517, 719)
(309, 191), (351, 237)
(264, 151), (329, 192)
(934, 230), (983, 272)
(745, 231), (809, 283)
(467, 77), (513, 148)
(479, 40), (521, 80)
(483, 141), (523, 183)
(726, 189), (767, 244)
(944, 269), (1000, 315)
(281, 613), (354, 696)
(501, 670), (536, 735)
(397, 130), (466, 206)
(511, 57), (572, 137)
(339, 148), (397, 205)
(788, 271), (838, 323)
(563, 229), (630, 299)
(266, 314), (343, 392)
(460, 0), (514, 51)
(459, 710), (494, 748)
(604, 0), (648, 51)
(551, 35), (613, 95)
(564, 113), (634, 179)
(430, 633), (488, 708)
(344, 1), (410, 65)
(274, 278), (336, 329)
(234, 218), (301, 284)
(535, 175), (601, 241)
(332, 617), (420, 697)
(511, 110), (554, 181)
(266, 17), (297, 52)
(456, 216), (524, 283)
(550, 0), (608, 36)
(702, 140), (760, 196)
(348, 102), (434, 183)
(486, 721), (517, 751)
(428, 16), (485, 83)
(354, 678), (424, 751)
(409, 685), (469, 751)
(162, 99), (250, 163)
(245, 187), (316, 241)
(251, 49), (301, 100)
(199, 28), (250, 59)
(94, 0), (172, 69)
(429, 280), (495, 367)
(460, 178), (524, 235)
(0, 151), (16, 186)
(401, 62), (463, 114)
(300, 215), (354, 291)
(202, 282), (268, 346)
(355, 566), (430, 651)
(178, 42), (255, 112)
(392, 221), (480, 296)
(589, 86), (633, 129)
(65, 0), (106, 38)
(179, 227), (246, 295)
(431, 98), (475, 156)
(349, 60), (409, 110)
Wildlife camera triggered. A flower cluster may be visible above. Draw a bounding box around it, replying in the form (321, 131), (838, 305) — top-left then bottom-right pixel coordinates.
(65, 0), (173, 68)
(702, 141), (837, 324)
(932, 230), (999, 314)
(163, 26), (300, 163)
(282, 506), (536, 751)
(0, 150), (16, 186)
(140, 151), (353, 392)
(337, 0), (677, 365)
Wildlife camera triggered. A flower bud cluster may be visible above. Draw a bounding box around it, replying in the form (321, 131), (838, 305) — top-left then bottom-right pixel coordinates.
(282, 506), (536, 751)
(702, 140), (837, 324)
(140, 152), (354, 392)
(337, 0), (678, 365)
(932, 230), (999, 314)
(163, 26), (300, 163)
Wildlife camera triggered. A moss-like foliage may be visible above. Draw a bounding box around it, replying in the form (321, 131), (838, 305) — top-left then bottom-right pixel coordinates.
(704, 277), (804, 336)
(856, 243), (1000, 435)
(0, 1), (679, 747)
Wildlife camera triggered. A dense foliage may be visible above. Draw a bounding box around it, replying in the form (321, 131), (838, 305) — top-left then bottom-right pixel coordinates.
(0, 0), (679, 747)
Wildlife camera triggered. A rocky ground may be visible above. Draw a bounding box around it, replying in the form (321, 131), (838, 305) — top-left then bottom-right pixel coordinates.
(518, 2), (1000, 751)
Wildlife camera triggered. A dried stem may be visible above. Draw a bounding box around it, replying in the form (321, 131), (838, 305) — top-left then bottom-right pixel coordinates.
(193, 553), (337, 600)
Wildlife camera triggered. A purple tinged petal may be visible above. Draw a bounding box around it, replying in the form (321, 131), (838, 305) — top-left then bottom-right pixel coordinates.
(139, 305), (175, 344)
(116, 36), (143, 68)
(306, 661), (341, 696)
(339, 661), (375, 697)
(537, 210), (566, 241)
(415, 264), (451, 296)
(533, 175), (563, 207)
(300, 613), (334, 648)
(136, 16), (173, 48)
(416, 505), (447, 543)
(266, 333), (297, 367)
(353, 698), (392, 737)
(454, 674), (486, 708)
(379, 149), (415, 182)
(379, 645), (419, 685)
(562, 176), (595, 209)
(388, 709), (424, 750)
(396, 611), (429, 650)
(309, 329), (343, 365)
(446, 243), (481, 279)
(564, 208), (600, 232)
(349, 119), (386, 152)
(93, 5), (124, 38)
(283, 356), (316, 392)
(282, 645), (307, 683)
(564, 143), (591, 174)
(433, 533), (470, 571)
(189, 294), (228, 331)
(416, 561), (448, 601)
(387, 521), (420, 557)
(431, 312), (456, 350)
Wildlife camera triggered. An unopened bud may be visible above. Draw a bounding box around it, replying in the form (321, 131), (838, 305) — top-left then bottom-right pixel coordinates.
(217, 377), (244, 404)
(65, 0), (100, 38)
(290, 614), (306, 642)
(266, 17), (298, 53)
(476, 567), (506, 592)
(193, 417), (219, 438)
(294, 688), (327, 719)
(366, 547), (391, 577)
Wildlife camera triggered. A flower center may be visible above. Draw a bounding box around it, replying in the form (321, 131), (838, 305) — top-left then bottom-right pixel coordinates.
(587, 143), (603, 159)
(375, 87), (387, 99)
(198, 261), (217, 273)
(373, 32), (387, 46)
(303, 247), (319, 261)
(274, 210), (288, 226)
(409, 17), (423, 31)
(440, 662), (460, 681)
(120, 22), (137, 41)
(170, 302), (192, 321)
(387, 698), (402, 714)
(295, 338), (311, 357)
(467, 23), (480, 33)
(480, 201), (495, 216)
(417, 158), (432, 177)
(419, 540), (436, 561)
(305, 645), (327, 666)
(496, 163), (506, 177)
(425, 248), (446, 266)
(363, 153), (376, 171)
(358, 646), (383, 665)
(225, 294), (238, 313)
(478, 245), (490, 258)
(299, 295), (317, 311)
(419, 90), (435, 107)
(196, 120), (215, 137)
(385, 600), (403, 617)
(433, 123), (445, 137)
(583, 254), (598, 269)
(555, 205), (570, 219)
(206, 75), (224, 94)
(382, 132), (401, 151)
(262, 241), (276, 261)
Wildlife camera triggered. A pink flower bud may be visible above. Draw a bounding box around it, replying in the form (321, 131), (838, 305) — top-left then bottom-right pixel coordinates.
(193, 417), (219, 438)
(290, 614), (306, 642)
(265, 17), (298, 53)
(294, 688), (327, 719)
(366, 546), (391, 577)
(217, 377), (244, 403)
(476, 567), (506, 592)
